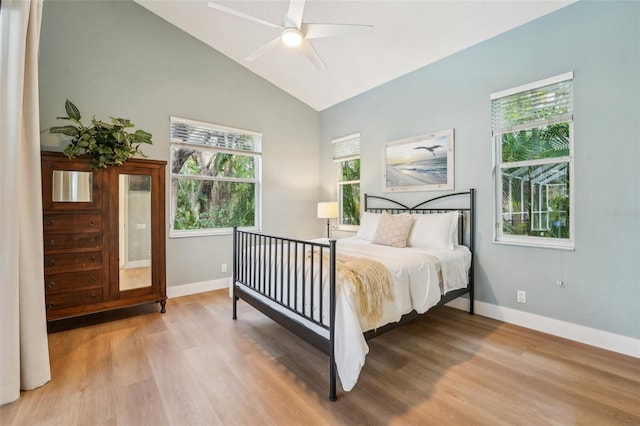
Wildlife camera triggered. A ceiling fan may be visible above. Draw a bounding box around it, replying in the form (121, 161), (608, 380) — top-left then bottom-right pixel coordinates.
(207, 0), (373, 70)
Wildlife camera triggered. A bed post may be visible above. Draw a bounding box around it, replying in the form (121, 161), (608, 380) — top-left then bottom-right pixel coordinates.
(329, 238), (337, 401)
(469, 188), (475, 315)
(232, 226), (238, 320)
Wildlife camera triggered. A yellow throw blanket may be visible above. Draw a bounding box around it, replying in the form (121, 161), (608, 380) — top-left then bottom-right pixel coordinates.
(311, 252), (393, 324)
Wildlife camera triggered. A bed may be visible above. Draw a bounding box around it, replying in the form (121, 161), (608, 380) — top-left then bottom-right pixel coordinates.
(231, 189), (475, 400)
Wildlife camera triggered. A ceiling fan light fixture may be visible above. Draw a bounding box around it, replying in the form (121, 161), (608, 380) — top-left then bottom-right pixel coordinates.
(281, 27), (303, 47)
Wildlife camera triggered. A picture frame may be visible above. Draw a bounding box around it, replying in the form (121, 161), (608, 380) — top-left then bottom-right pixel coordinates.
(382, 129), (454, 192)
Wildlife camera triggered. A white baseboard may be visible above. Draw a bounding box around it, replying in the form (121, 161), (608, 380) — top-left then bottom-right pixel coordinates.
(166, 278), (229, 299)
(166, 280), (639, 359)
(446, 298), (640, 359)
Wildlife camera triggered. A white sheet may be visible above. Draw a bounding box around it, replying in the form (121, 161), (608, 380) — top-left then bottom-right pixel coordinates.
(234, 236), (471, 391)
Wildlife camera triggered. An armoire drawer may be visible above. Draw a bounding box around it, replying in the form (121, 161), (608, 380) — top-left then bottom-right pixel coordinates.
(43, 214), (102, 233)
(43, 232), (102, 251)
(44, 251), (102, 274)
(45, 288), (103, 311)
(44, 270), (102, 294)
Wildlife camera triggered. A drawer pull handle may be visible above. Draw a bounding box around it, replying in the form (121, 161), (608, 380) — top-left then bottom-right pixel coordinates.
(47, 219), (54, 226)
(48, 259), (55, 266)
(90, 276), (96, 283)
(48, 281), (56, 288)
(48, 239), (55, 246)
(89, 220), (95, 227)
(47, 303), (55, 309)
(89, 256), (96, 262)
(90, 294), (97, 299)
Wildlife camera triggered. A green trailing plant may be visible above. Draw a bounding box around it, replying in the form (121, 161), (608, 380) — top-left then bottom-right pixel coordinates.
(49, 99), (152, 169)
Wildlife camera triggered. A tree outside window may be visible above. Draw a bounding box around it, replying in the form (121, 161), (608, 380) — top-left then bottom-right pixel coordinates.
(338, 158), (360, 226)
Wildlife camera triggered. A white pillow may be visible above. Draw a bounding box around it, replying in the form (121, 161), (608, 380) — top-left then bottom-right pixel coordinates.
(372, 212), (414, 248)
(354, 212), (381, 241)
(407, 211), (459, 250)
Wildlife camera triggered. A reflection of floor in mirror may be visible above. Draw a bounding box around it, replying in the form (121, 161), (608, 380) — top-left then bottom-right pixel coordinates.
(119, 266), (151, 290)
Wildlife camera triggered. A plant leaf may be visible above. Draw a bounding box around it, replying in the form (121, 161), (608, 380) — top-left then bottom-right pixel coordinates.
(134, 129), (153, 143)
(65, 100), (81, 121)
(49, 125), (79, 137)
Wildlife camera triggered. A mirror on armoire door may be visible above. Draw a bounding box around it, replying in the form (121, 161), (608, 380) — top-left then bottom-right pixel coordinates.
(118, 174), (152, 291)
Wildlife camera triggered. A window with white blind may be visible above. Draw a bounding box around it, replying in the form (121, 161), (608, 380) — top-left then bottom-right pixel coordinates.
(169, 116), (261, 237)
(492, 72), (574, 249)
(333, 133), (361, 227)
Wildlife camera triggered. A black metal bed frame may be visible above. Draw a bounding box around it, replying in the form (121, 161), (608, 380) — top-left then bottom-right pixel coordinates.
(232, 189), (475, 401)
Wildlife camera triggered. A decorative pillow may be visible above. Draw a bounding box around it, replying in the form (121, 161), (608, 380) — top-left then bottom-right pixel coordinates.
(372, 212), (414, 248)
(355, 212), (381, 241)
(407, 211), (459, 250)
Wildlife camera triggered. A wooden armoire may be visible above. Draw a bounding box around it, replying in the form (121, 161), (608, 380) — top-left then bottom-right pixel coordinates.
(41, 151), (167, 321)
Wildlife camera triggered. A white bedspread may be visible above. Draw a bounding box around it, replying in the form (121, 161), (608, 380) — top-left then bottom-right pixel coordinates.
(330, 238), (470, 390)
(234, 237), (471, 392)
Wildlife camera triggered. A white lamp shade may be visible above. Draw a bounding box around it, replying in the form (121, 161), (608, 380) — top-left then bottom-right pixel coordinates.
(317, 202), (339, 219)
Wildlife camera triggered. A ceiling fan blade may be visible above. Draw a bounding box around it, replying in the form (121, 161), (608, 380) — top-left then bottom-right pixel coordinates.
(286, 0), (306, 29)
(246, 37), (282, 62)
(303, 23), (374, 40)
(207, 2), (283, 30)
(299, 39), (326, 71)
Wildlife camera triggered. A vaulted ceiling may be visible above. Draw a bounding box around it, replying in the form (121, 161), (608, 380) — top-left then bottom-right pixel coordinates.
(135, 0), (575, 111)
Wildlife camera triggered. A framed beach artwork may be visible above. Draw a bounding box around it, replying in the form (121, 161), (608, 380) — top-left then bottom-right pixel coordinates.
(382, 129), (454, 192)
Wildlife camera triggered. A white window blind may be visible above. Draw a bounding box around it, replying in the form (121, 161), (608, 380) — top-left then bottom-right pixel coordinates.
(491, 72), (573, 135)
(170, 116), (260, 153)
(332, 133), (361, 162)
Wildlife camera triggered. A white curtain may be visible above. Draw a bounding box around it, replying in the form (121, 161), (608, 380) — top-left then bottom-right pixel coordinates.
(0, 0), (51, 405)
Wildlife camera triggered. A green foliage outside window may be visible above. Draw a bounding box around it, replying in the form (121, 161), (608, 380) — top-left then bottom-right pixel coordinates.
(172, 146), (258, 232)
(339, 159), (360, 225)
(501, 123), (569, 162)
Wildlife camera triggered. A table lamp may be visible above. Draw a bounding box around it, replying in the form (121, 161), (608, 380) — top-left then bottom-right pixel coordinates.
(317, 201), (338, 238)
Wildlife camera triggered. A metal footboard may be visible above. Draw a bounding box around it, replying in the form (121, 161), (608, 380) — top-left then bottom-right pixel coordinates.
(232, 228), (338, 400)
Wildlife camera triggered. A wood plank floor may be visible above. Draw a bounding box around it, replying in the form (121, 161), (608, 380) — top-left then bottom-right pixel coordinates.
(2, 289), (639, 425)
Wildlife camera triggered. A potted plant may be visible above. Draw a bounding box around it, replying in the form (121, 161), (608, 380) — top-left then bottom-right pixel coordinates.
(49, 100), (152, 169)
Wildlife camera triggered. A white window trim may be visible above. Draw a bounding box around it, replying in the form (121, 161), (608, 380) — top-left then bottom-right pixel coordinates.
(336, 172), (360, 232)
(169, 116), (262, 238)
(491, 74), (575, 250)
(331, 132), (362, 232)
(333, 133), (361, 230)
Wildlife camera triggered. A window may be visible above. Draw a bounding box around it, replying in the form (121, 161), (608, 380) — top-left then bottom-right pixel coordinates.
(169, 117), (261, 237)
(333, 133), (361, 227)
(492, 72), (574, 249)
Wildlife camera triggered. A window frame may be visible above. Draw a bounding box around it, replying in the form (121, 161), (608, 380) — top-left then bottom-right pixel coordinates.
(169, 116), (262, 238)
(336, 158), (360, 230)
(492, 73), (575, 250)
(333, 133), (361, 230)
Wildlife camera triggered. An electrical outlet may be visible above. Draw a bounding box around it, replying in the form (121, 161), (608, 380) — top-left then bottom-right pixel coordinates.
(221, 264), (227, 273)
(517, 290), (526, 304)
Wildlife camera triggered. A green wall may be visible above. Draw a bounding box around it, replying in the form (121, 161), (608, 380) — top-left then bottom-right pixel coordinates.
(39, 0), (639, 341)
(39, 0), (320, 288)
(319, 1), (640, 339)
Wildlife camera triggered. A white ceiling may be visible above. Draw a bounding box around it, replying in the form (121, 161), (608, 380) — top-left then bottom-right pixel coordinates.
(135, 0), (575, 111)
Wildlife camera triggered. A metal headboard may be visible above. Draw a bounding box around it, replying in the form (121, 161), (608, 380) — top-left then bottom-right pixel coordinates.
(364, 189), (476, 255)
